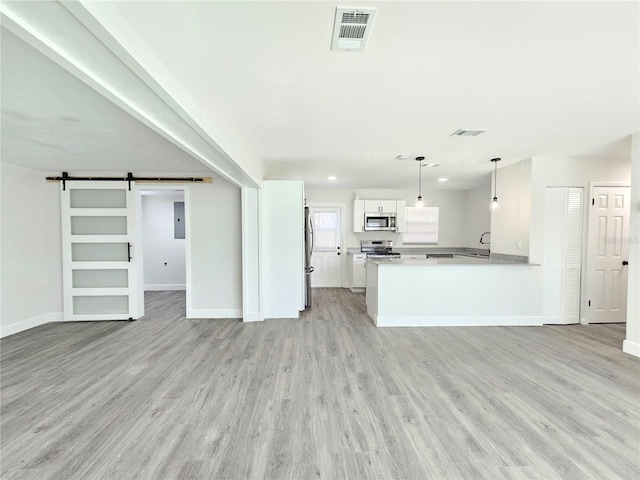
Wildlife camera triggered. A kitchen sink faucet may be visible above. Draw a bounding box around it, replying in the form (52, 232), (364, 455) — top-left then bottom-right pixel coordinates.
(479, 232), (491, 254)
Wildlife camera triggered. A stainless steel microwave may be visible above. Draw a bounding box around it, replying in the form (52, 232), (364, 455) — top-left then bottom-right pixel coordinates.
(364, 212), (397, 231)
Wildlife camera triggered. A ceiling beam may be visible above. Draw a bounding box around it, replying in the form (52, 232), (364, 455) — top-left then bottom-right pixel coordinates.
(0, 1), (260, 189)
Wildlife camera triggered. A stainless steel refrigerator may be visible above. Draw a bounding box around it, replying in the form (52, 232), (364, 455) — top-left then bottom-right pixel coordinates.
(304, 206), (314, 308)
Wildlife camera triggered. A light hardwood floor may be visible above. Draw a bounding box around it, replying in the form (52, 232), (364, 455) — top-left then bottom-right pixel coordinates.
(1, 289), (639, 480)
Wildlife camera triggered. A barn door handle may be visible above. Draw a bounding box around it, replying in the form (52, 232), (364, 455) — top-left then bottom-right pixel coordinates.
(622, 260), (629, 266)
(127, 243), (132, 262)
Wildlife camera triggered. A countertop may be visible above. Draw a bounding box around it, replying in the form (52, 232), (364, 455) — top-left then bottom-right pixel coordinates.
(347, 248), (528, 264)
(347, 247), (490, 255)
(367, 257), (538, 266)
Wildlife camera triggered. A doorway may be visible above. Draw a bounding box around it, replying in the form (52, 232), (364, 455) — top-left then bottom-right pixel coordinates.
(139, 188), (188, 315)
(585, 185), (631, 323)
(309, 205), (343, 288)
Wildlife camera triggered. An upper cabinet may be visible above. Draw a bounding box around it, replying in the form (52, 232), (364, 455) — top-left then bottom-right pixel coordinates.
(353, 200), (365, 232)
(353, 199), (407, 232)
(363, 200), (396, 213)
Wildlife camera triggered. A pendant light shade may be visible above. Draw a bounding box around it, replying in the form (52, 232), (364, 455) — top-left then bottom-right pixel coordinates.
(490, 157), (501, 211)
(415, 156), (425, 208)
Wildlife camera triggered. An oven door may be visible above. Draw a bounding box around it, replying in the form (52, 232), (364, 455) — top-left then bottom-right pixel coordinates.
(364, 213), (396, 231)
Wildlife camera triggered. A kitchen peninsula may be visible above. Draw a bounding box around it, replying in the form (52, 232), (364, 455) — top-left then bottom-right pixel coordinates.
(366, 257), (542, 327)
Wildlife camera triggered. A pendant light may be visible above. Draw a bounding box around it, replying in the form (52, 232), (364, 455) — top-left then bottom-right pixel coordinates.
(415, 156), (425, 208)
(490, 157), (501, 211)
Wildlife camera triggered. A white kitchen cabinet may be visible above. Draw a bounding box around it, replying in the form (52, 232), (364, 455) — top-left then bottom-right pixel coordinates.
(396, 200), (406, 232)
(400, 253), (424, 260)
(380, 200), (397, 213)
(353, 200), (365, 232)
(363, 200), (380, 213)
(350, 253), (366, 291)
(363, 200), (397, 213)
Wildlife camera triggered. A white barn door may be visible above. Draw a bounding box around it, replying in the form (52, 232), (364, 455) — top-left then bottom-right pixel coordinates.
(61, 181), (142, 321)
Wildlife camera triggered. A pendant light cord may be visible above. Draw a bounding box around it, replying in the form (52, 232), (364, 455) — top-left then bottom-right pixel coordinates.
(418, 159), (422, 198)
(494, 159), (497, 198)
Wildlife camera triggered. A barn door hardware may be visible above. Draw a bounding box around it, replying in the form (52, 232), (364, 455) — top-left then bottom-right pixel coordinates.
(47, 172), (212, 190)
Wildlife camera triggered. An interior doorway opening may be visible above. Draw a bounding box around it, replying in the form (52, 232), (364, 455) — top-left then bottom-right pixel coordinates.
(139, 188), (188, 316)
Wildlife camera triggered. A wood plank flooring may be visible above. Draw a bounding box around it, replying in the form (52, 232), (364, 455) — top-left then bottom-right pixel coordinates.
(1, 288), (639, 479)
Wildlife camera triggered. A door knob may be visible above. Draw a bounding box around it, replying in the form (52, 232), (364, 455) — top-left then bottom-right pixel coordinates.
(622, 260), (629, 266)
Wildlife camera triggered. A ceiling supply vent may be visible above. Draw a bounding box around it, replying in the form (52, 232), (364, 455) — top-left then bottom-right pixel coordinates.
(331, 7), (377, 52)
(451, 129), (488, 137)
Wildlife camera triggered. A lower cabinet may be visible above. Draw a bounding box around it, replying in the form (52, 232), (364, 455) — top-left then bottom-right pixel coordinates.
(351, 254), (366, 291)
(400, 254), (423, 260)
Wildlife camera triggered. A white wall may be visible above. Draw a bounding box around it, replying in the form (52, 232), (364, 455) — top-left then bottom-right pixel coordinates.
(490, 159), (532, 257)
(465, 183), (492, 249)
(305, 186), (490, 288)
(1, 164), (63, 337)
(187, 180), (243, 318)
(141, 192), (186, 290)
(305, 188), (471, 249)
(529, 156), (631, 264)
(625, 133), (639, 357)
(528, 155), (631, 325)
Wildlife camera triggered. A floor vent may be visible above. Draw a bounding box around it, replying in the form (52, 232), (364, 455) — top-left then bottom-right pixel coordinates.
(451, 129), (489, 137)
(331, 7), (377, 52)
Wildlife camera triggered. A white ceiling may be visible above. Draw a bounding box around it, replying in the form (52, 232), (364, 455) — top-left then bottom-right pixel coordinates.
(2, 1), (638, 190)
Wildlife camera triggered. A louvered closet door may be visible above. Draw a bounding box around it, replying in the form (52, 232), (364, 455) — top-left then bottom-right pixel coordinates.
(543, 187), (583, 324)
(61, 181), (140, 321)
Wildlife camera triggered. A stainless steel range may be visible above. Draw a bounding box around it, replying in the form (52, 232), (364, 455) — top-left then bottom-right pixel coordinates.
(360, 240), (401, 260)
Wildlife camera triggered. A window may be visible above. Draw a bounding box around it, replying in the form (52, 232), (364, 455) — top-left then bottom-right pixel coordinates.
(403, 207), (439, 244)
(312, 210), (339, 251)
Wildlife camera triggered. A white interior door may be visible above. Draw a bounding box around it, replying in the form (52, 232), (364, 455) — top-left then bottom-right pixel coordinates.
(543, 187), (583, 324)
(61, 181), (141, 321)
(310, 207), (342, 287)
(586, 186), (630, 323)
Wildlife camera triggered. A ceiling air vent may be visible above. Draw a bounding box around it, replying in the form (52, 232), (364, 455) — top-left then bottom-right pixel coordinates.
(331, 7), (377, 52)
(451, 129), (488, 137)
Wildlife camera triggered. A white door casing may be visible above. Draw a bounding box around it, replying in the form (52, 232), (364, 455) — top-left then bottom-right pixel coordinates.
(309, 206), (343, 288)
(61, 181), (141, 321)
(586, 186), (631, 323)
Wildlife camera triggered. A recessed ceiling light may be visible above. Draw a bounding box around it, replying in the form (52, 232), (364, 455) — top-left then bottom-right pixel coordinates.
(438, 177), (448, 182)
(395, 154), (409, 160)
(328, 176), (337, 181)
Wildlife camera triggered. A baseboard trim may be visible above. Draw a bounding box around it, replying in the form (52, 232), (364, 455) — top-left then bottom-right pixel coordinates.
(242, 311), (263, 322)
(187, 308), (242, 319)
(622, 339), (640, 358)
(0, 312), (63, 338)
(144, 284), (186, 291)
(373, 315), (544, 328)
